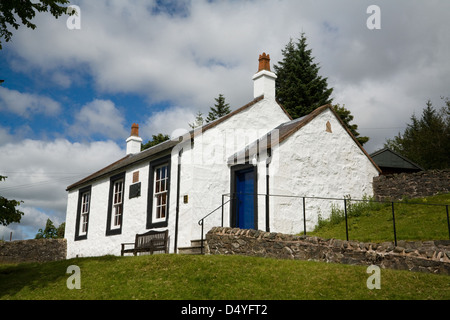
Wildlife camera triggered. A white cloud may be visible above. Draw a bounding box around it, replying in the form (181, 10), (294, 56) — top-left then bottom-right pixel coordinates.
(68, 99), (128, 140)
(0, 87), (61, 117)
(0, 138), (124, 239)
(141, 106), (195, 141)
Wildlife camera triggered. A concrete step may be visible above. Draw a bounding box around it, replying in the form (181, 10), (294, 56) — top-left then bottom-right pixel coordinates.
(178, 239), (207, 255)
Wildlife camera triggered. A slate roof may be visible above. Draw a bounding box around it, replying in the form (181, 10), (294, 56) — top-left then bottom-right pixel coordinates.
(370, 148), (424, 171)
(67, 95), (290, 191)
(66, 138), (180, 191)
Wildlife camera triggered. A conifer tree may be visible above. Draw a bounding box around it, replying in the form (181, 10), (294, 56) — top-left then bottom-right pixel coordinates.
(274, 33), (333, 119)
(385, 98), (450, 169)
(189, 111), (204, 129)
(333, 104), (369, 146)
(206, 94), (231, 123)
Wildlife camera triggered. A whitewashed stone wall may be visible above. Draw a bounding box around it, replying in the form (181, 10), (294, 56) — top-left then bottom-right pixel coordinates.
(65, 157), (158, 258)
(176, 96), (291, 248)
(268, 108), (379, 234)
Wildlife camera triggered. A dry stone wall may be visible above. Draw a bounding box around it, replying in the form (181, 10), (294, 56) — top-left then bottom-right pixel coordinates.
(0, 239), (66, 264)
(206, 227), (450, 275)
(373, 169), (450, 201)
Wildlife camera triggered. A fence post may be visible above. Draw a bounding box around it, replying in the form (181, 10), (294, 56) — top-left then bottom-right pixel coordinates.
(344, 198), (349, 241)
(391, 202), (397, 246)
(303, 197), (306, 235)
(446, 205), (450, 240)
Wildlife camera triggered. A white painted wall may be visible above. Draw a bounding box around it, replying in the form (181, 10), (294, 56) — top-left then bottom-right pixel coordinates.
(268, 108), (379, 234)
(66, 158), (158, 258)
(175, 96), (291, 248)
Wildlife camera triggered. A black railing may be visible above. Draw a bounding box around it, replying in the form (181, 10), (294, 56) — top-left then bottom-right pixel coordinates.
(197, 193), (450, 253)
(198, 195), (231, 254)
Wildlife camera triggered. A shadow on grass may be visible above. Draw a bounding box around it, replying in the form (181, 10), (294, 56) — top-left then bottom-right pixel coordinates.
(0, 261), (66, 298)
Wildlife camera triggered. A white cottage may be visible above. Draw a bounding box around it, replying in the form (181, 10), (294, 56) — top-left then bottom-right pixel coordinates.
(65, 53), (380, 258)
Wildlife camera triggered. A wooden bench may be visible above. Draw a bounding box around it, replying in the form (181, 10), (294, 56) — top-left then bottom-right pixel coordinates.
(121, 230), (169, 256)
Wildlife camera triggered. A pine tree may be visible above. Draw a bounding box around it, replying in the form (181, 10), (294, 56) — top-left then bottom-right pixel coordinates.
(189, 111), (204, 129)
(333, 104), (369, 146)
(274, 33), (333, 119)
(206, 94), (231, 123)
(385, 99), (450, 169)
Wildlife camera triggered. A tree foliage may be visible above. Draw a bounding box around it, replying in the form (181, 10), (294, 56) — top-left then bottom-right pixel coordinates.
(35, 218), (65, 239)
(274, 33), (333, 119)
(0, 175), (24, 226)
(385, 98), (450, 169)
(141, 133), (170, 151)
(206, 94), (231, 123)
(0, 0), (71, 49)
(333, 104), (369, 146)
(189, 111), (204, 129)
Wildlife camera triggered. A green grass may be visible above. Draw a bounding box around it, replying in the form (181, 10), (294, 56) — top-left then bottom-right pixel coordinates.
(308, 193), (450, 243)
(0, 254), (449, 300)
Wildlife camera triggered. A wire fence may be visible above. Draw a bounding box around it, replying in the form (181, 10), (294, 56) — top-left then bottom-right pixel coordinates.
(199, 193), (450, 249)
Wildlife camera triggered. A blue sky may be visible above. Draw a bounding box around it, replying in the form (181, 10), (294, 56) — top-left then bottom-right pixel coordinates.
(1, 0), (449, 240)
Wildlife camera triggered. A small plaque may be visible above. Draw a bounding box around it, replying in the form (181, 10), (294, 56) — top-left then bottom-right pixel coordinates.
(129, 182), (141, 199)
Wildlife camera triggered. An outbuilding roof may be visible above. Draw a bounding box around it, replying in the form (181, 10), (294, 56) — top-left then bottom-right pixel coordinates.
(370, 148), (424, 171)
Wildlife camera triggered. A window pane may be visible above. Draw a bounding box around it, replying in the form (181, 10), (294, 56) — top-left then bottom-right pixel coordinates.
(160, 205), (166, 218)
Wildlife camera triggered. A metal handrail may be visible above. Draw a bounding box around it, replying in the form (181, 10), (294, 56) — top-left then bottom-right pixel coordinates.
(198, 197), (231, 254)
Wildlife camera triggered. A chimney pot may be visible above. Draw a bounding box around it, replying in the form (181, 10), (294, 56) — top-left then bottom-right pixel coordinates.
(131, 123), (139, 136)
(258, 52), (271, 72)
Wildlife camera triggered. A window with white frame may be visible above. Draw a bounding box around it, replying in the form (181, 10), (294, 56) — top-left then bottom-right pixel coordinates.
(75, 185), (91, 241)
(107, 172), (125, 236)
(153, 164), (168, 222)
(80, 191), (90, 234)
(112, 179), (124, 228)
(146, 157), (170, 229)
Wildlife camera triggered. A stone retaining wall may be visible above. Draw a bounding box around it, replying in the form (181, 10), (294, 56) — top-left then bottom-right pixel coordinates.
(373, 169), (450, 201)
(206, 227), (450, 275)
(0, 239), (67, 264)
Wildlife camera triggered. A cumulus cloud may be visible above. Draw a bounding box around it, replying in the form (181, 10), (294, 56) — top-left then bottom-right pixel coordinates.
(0, 87), (61, 117)
(68, 99), (128, 140)
(0, 138), (124, 239)
(141, 106), (195, 141)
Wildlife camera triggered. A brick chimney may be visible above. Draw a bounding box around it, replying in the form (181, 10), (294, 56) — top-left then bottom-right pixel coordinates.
(126, 123), (142, 155)
(252, 52), (277, 99)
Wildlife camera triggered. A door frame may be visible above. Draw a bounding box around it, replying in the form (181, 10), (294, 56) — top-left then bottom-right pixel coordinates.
(230, 164), (258, 229)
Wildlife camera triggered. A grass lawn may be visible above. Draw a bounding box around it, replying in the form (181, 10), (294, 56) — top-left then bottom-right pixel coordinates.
(308, 193), (450, 243)
(0, 254), (449, 300)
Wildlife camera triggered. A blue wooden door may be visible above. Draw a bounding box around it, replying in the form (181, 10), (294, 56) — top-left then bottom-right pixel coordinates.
(235, 168), (255, 229)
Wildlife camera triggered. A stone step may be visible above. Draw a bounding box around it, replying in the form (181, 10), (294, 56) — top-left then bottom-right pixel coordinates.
(178, 239), (207, 255)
